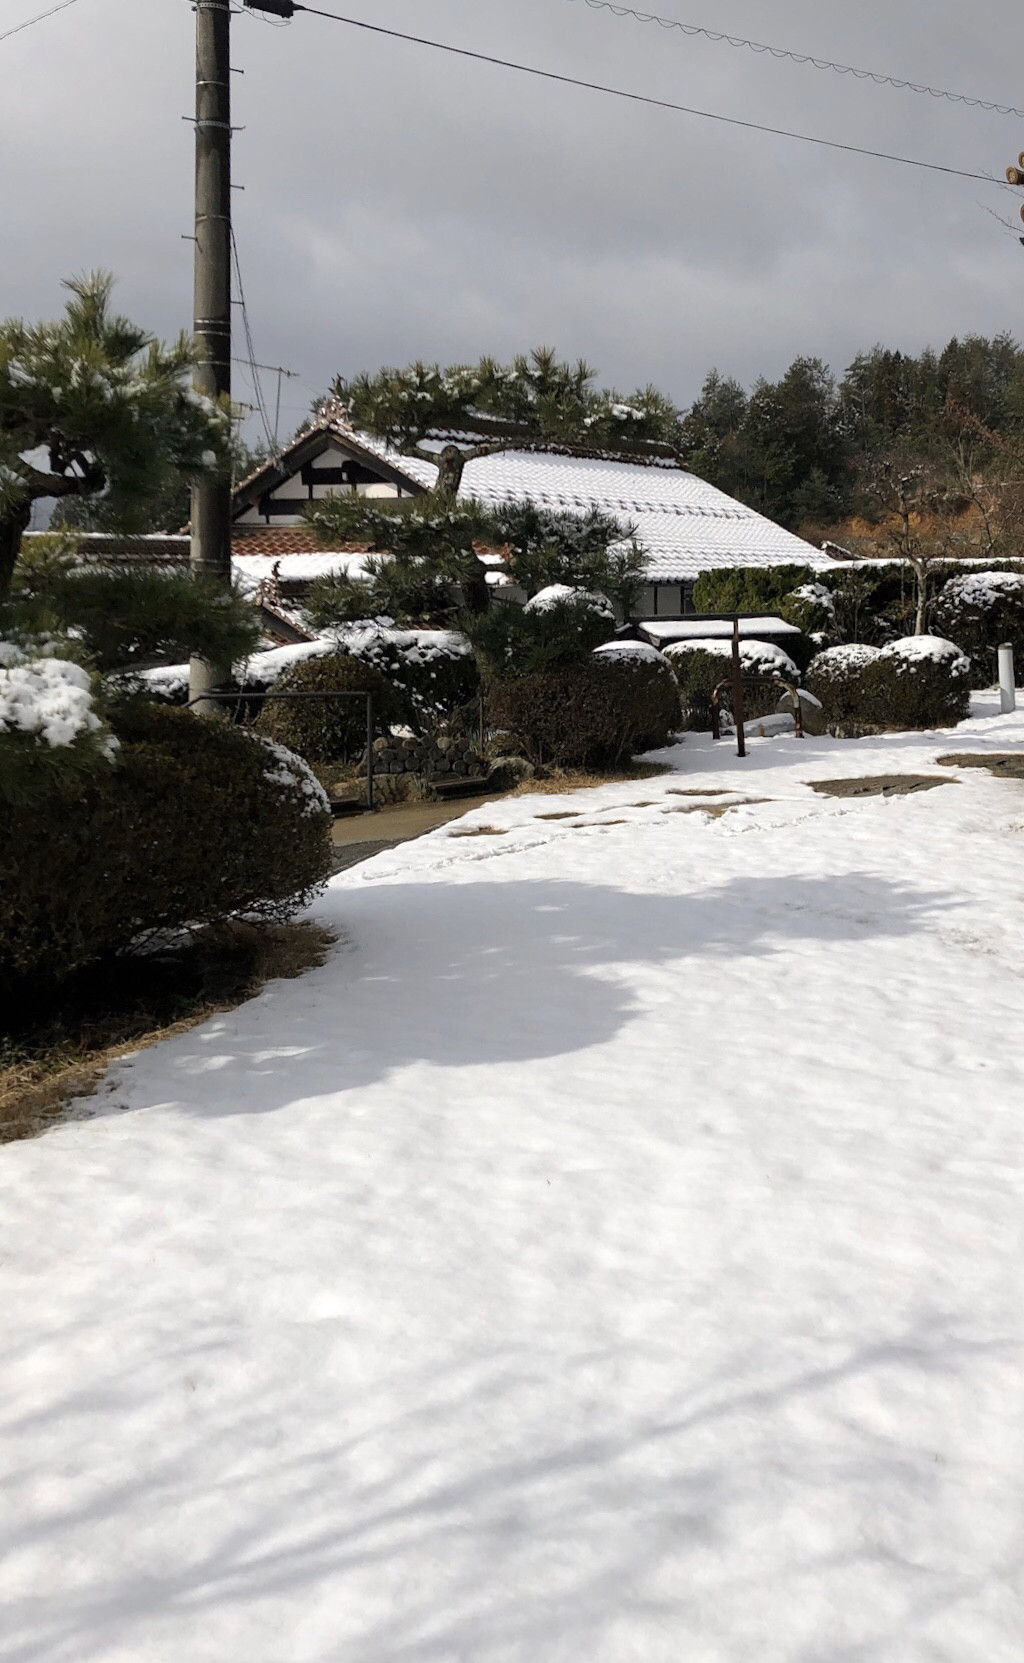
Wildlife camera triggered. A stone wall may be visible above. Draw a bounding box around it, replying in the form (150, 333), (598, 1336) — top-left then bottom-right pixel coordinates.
(364, 734), (487, 779)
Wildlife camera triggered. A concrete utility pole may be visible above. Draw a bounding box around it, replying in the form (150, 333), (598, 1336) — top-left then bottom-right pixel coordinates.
(189, 0), (234, 709)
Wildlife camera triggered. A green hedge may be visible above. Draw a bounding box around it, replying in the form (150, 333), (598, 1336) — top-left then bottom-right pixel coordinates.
(691, 564), (815, 614)
(339, 626), (479, 731)
(0, 700), (332, 995)
(253, 651), (400, 763)
(486, 650), (679, 768)
(930, 571), (1024, 688)
(805, 637), (971, 732)
(663, 639), (799, 731)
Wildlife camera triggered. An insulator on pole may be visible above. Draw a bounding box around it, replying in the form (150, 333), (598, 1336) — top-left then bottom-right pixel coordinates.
(1006, 165), (1024, 186)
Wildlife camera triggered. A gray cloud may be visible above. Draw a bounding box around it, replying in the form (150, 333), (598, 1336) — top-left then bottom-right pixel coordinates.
(2, 0), (1022, 444)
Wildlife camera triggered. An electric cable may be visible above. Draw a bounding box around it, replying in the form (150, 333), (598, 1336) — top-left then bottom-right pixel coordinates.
(560, 0), (1024, 119)
(0, 0), (80, 46)
(277, 7), (1000, 186)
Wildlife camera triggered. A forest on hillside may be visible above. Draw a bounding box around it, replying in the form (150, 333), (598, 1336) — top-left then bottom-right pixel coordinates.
(680, 334), (1024, 559)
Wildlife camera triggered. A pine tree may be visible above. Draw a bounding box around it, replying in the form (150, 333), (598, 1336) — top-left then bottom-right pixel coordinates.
(0, 272), (231, 595)
(329, 347), (681, 497)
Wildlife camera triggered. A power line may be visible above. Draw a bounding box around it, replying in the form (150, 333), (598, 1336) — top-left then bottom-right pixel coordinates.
(562, 0), (1024, 119)
(0, 0), (80, 46)
(229, 225), (279, 457)
(274, 7), (999, 186)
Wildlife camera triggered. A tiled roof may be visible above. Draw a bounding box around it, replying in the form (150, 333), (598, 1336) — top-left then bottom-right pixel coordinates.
(229, 526), (367, 558)
(457, 451), (828, 582)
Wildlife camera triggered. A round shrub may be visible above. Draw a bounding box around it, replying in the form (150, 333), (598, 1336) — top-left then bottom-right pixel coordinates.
(487, 651), (679, 769)
(254, 650), (400, 763)
(335, 624), (479, 732)
(930, 570), (1024, 688)
(0, 700), (332, 995)
(805, 643), (881, 732)
(863, 636), (971, 730)
(663, 638), (799, 731)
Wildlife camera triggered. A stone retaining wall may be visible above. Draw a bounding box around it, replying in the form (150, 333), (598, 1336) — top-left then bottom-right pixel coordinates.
(363, 734), (487, 778)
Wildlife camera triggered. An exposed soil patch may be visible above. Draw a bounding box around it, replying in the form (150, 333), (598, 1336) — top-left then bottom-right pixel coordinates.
(809, 774), (953, 799)
(936, 753), (1024, 780)
(534, 811), (581, 821)
(666, 788), (735, 798)
(447, 824), (509, 838)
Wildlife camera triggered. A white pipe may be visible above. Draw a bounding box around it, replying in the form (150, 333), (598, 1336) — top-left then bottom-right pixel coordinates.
(997, 643), (1016, 714)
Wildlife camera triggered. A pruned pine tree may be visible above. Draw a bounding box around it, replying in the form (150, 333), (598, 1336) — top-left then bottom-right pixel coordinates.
(0, 273), (231, 595)
(330, 347), (681, 497)
(303, 495), (497, 626)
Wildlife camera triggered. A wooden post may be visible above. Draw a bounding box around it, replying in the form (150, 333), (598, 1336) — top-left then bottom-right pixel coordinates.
(731, 617), (746, 758)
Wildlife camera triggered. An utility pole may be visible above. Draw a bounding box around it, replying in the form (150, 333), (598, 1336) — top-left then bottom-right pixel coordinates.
(189, 0), (234, 709)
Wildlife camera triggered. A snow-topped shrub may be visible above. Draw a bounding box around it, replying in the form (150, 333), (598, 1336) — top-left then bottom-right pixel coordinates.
(805, 643), (881, 733)
(663, 638), (799, 731)
(0, 640), (118, 805)
(333, 623), (479, 733)
(805, 637), (971, 733)
(0, 700), (331, 994)
(487, 651), (679, 769)
(253, 651), (401, 764)
(930, 570), (1024, 687)
(863, 636), (971, 731)
(782, 581), (835, 639)
(465, 587), (616, 679)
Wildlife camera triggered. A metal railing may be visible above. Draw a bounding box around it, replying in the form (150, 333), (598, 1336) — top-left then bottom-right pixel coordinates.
(186, 689), (377, 809)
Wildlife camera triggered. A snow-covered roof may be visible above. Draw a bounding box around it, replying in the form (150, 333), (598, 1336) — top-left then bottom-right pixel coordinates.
(232, 422), (827, 583)
(453, 450), (828, 582)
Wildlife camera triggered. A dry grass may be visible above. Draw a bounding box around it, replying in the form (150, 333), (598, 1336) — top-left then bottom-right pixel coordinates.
(508, 762), (671, 798)
(936, 753), (1024, 778)
(0, 921), (334, 1148)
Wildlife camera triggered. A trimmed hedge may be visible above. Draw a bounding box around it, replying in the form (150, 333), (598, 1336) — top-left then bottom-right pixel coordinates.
(691, 564), (815, 614)
(0, 700), (332, 995)
(253, 651), (400, 763)
(340, 626), (478, 732)
(865, 637), (971, 729)
(664, 639), (799, 731)
(805, 644), (880, 731)
(930, 570), (1024, 688)
(486, 651), (680, 768)
(806, 637), (971, 732)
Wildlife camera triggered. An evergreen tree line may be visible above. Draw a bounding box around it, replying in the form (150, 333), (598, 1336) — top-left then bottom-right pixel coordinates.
(678, 334), (1024, 539)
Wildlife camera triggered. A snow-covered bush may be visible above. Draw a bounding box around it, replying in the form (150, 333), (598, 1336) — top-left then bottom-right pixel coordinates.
(864, 636), (971, 730)
(0, 640), (118, 805)
(663, 638), (799, 731)
(0, 700), (332, 994)
(466, 586), (616, 679)
(930, 570), (1024, 687)
(253, 651), (401, 765)
(333, 624), (478, 732)
(782, 581), (835, 638)
(805, 637), (970, 733)
(487, 651), (679, 769)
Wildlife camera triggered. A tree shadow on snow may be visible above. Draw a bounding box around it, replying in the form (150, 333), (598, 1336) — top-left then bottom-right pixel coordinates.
(114, 870), (956, 1116)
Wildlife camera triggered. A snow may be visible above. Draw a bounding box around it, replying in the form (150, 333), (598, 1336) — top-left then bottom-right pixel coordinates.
(232, 551), (375, 591)
(663, 636), (800, 679)
(642, 615), (801, 641)
(0, 643), (113, 751)
(592, 639), (667, 663)
(938, 570), (1024, 609)
(788, 581), (836, 613)
(813, 642), (880, 672)
(880, 636), (971, 674)
(4, 700), (1024, 1659)
(252, 735), (331, 817)
(524, 584), (613, 616)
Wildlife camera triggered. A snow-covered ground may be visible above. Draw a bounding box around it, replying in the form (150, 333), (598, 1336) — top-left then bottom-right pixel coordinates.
(4, 698), (1024, 1662)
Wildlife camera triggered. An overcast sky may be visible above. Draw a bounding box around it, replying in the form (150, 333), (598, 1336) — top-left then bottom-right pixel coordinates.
(3, 0), (1023, 446)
